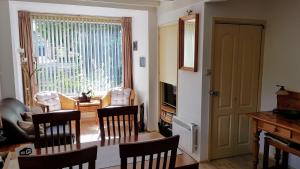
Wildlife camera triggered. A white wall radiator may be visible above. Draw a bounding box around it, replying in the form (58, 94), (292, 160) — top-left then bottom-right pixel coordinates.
(172, 116), (198, 154)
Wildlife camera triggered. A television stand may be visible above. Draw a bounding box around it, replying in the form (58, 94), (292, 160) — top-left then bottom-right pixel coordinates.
(159, 82), (177, 137)
(160, 104), (176, 124)
(159, 104), (176, 137)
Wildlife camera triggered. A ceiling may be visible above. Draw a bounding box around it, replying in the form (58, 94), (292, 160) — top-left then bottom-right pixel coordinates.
(11, 0), (224, 8)
(78, 0), (225, 7)
(77, 0), (163, 7)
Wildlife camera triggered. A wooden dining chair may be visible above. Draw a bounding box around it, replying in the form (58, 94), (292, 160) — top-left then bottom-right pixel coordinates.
(97, 106), (138, 140)
(119, 135), (180, 169)
(18, 145), (97, 169)
(32, 110), (81, 148)
(263, 135), (290, 169)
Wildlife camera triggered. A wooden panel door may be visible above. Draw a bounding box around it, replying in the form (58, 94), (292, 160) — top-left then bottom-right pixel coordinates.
(211, 24), (263, 159)
(211, 24), (240, 159)
(234, 25), (262, 154)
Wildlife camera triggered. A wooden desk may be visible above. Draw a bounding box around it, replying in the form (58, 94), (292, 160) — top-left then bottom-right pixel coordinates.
(248, 111), (300, 169)
(4, 132), (198, 169)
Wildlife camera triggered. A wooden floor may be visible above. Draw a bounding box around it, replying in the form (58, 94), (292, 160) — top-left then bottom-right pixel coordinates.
(0, 120), (271, 169)
(80, 119), (101, 143)
(200, 155), (261, 169)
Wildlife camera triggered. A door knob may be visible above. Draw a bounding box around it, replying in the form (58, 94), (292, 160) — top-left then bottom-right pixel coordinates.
(209, 90), (220, 96)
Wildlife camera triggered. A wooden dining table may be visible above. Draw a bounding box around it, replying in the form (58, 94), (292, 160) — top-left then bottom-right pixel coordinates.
(3, 132), (199, 169)
(248, 111), (300, 169)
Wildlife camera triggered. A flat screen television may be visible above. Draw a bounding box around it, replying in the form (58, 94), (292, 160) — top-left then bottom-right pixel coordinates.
(163, 83), (176, 108)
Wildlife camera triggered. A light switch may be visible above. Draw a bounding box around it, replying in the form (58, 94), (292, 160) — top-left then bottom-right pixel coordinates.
(140, 56), (146, 67)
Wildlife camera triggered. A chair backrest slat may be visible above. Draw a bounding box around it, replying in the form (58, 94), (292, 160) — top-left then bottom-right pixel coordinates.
(97, 106), (138, 140)
(43, 123), (48, 147)
(63, 124), (66, 145)
(119, 135), (180, 169)
(156, 153), (161, 169)
(51, 124), (54, 147)
(75, 118), (81, 143)
(117, 115), (121, 137)
(106, 116), (111, 138)
(141, 156), (145, 169)
(32, 111), (81, 148)
(133, 157), (137, 169)
(128, 114), (131, 136)
(123, 114), (127, 137)
(56, 123), (60, 146)
(18, 145), (97, 169)
(112, 115), (116, 137)
(162, 151), (168, 169)
(149, 154), (153, 169)
(121, 158), (128, 169)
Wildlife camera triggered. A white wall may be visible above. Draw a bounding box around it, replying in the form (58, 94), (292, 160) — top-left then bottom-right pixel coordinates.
(0, 75), (1, 100)
(261, 0), (300, 110)
(260, 0), (300, 167)
(158, 1), (205, 161)
(0, 0), (16, 99)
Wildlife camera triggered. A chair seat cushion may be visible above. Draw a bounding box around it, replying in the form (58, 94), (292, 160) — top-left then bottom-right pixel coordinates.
(17, 120), (44, 135)
(111, 88), (131, 106)
(35, 91), (61, 111)
(21, 111), (42, 122)
(21, 112), (34, 122)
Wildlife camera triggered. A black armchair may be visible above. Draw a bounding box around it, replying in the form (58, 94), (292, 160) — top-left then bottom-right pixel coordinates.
(0, 98), (74, 146)
(0, 98), (35, 143)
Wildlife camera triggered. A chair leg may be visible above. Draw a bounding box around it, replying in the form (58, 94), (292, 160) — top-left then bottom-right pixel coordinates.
(282, 151), (289, 169)
(263, 137), (270, 169)
(275, 148), (281, 169)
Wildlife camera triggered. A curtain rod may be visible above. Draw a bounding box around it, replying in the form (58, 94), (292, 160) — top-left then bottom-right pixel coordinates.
(30, 12), (122, 23)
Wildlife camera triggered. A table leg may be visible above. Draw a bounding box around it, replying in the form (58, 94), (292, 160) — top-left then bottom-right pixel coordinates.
(263, 137), (270, 169)
(282, 151), (289, 169)
(275, 148), (281, 168)
(252, 120), (261, 169)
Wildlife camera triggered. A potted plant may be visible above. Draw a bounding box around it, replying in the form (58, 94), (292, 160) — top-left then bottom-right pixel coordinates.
(79, 90), (92, 103)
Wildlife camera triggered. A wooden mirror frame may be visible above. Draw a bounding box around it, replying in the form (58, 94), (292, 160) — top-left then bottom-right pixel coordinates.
(178, 13), (199, 72)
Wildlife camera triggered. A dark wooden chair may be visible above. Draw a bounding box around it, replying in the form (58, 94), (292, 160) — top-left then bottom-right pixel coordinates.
(18, 145), (97, 169)
(32, 110), (81, 148)
(263, 135), (290, 169)
(119, 135), (180, 169)
(97, 106), (138, 140)
(139, 103), (145, 132)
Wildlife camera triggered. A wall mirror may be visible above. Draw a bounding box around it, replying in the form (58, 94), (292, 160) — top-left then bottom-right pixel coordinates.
(179, 13), (199, 72)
